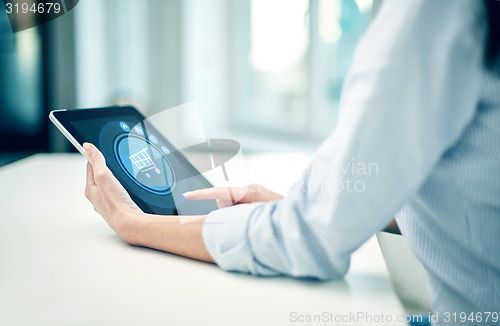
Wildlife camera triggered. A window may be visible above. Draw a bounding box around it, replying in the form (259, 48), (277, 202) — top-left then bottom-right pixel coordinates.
(75, 0), (183, 115)
(229, 0), (374, 140)
(73, 0), (376, 148)
(0, 8), (46, 152)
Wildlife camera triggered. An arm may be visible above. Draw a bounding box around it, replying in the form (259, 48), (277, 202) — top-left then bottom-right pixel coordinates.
(83, 143), (214, 263)
(84, 140), (281, 262)
(127, 213), (213, 262)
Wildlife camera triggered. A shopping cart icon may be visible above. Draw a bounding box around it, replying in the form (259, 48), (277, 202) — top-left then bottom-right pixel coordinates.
(129, 148), (156, 172)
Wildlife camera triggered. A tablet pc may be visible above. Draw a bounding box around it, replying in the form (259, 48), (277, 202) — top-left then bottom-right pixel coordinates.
(49, 106), (218, 215)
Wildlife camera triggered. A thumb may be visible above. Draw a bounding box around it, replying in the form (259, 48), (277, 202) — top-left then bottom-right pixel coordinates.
(83, 143), (106, 166)
(83, 143), (109, 183)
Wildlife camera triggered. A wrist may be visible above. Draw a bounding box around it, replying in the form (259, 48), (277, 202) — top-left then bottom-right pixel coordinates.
(113, 208), (144, 245)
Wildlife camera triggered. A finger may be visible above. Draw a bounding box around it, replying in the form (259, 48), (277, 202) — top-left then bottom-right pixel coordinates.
(247, 183), (282, 202)
(219, 199), (236, 209)
(215, 198), (234, 209)
(184, 186), (249, 202)
(85, 162), (97, 201)
(83, 143), (105, 168)
(86, 161), (96, 187)
(83, 143), (110, 185)
(184, 187), (232, 200)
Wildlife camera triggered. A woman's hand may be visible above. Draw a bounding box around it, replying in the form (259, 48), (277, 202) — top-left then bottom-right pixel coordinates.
(84, 143), (143, 243)
(183, 183), (283, 209)
(83, 143), (214, 262)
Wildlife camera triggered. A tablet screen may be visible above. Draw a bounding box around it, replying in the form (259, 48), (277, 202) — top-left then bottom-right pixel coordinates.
(52, 106), (217, 215)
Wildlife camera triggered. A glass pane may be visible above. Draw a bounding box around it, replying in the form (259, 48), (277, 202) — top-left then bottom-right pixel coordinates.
(0, 20), (43, 137)
(314, 0), (373, 137)
(232, 0), (373, 139)
(239, 0), (310, 133)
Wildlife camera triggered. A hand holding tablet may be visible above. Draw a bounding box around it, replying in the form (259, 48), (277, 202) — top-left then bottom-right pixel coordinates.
(50, 106), (218, 215)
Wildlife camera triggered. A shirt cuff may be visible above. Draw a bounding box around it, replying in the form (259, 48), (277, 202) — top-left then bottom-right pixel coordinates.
(202, 202), (266, 274)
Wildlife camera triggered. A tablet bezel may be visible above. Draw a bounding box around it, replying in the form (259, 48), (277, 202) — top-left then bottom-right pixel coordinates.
(50, 106), (143, 157)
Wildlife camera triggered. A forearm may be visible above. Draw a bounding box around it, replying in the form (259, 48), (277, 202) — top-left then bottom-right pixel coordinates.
(118, 211), (214, 263)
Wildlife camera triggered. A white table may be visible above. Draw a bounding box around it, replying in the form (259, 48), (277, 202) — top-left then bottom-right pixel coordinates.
(0, 154), (404, 326)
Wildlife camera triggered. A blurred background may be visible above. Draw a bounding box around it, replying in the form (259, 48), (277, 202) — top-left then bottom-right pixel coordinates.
(0, 0), (381, 166)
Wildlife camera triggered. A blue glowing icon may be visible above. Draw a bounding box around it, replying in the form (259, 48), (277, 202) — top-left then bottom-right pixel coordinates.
(134, 126), (144, 135)
(120, 122), (130, 132)
(149, 135), (159, 144)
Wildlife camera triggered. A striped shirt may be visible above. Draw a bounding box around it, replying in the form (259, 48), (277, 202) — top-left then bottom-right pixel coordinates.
(203, 0), (500, 323)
